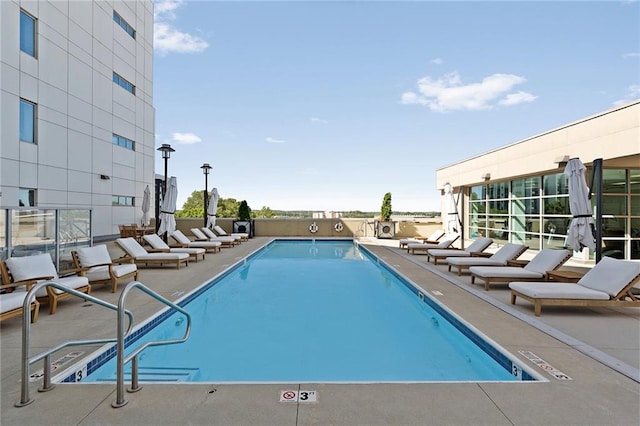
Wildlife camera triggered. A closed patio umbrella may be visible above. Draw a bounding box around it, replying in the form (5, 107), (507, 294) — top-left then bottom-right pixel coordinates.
(141, 185), (151, 227)
(564, 158), (596, 251)
(444, 183), (460, 235)
(158, 176), (177, 237)
(206, 188), (219, 229)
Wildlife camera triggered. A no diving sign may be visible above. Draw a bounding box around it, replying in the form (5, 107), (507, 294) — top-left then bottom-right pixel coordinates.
(279, 390), (317, 403)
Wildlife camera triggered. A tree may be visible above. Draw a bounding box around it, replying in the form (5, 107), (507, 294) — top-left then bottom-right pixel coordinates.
(238, 200), (252, 220)
(254, 206), (274, 218)
(380, 192), (392, 221)
(175, 190), (206, 218)
(175, 191), (239, 218)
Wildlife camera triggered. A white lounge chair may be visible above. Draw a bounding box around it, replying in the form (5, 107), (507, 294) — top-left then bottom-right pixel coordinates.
(201, 226), (243, 243)
(406, 234), (460, 254)
(143, 233), (206, 262)
(469, 248), (572, 291)
(446, 243), (529, 276)
(170, 230), (223, 252)
(510, 257), (640, 316)
(426, 237), (493, 265)
(1, 253), (91, 315)
(211, 225), (248, 241)
(189, 228), (238, 247)
(115, 237), (189, 269)
(1, 282), (39, 323)
(72, 245), (138, 293)
(399, 229), (446, 249)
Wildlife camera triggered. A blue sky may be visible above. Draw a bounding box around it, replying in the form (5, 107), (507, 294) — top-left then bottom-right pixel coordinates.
(152, 0), (639, 212)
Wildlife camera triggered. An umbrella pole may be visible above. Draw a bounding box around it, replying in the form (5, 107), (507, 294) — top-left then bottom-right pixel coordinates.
(590, 158), (603, 263)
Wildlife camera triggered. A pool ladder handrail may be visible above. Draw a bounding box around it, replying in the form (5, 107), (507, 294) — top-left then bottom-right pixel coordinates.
(112, 280), (192, 408)
(15, 280), (192, 409)
(15, 280), (135, 407)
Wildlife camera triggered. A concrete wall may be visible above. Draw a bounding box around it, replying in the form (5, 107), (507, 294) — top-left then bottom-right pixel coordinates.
(172, 218), (444, 239)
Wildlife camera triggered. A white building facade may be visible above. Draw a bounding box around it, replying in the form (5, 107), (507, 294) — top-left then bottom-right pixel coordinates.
(0, 0), (155, 239)
(436, 101), (640, 260)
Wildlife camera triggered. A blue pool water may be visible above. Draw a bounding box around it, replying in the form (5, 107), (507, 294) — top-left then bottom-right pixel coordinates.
(75, 240), (534, 383)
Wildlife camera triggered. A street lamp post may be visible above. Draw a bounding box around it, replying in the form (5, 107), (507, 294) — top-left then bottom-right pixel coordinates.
(156, 143), (175, 241)
(201, 163), (212, 227)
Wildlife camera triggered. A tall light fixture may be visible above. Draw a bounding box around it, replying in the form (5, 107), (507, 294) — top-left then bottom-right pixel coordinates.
(201, 163), (212, 227)
(156, 143), (175, 239)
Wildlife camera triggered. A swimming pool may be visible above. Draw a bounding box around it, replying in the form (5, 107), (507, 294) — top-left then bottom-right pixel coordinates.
(63, 240), (539, 383)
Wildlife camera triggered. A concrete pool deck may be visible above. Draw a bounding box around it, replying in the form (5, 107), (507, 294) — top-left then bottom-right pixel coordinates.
(1, 237), (639, 425)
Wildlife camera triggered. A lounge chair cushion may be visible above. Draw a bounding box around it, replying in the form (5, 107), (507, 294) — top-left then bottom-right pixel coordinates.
(407, 234), (459, 250)
(76, 245), (112, 267)
(487, 243), (529, 263)
(1, 289), (29, 313)
(191, 228), (235, 243)
(508, 282), (610, 300)
(523, 249), (571, 274)
(117, 237), (189, 261)
(142, 233), (205, 256)
(447, 257), (506, 267)
(5, 254), (89, 297)
(76, 245), (137, 282)
(204, 227), (241, 241)
(116, 237), (148, 258)
(429, 237), (493, 258)
(6, 253), (59, 281)
(576, 256), (640, 297)
(213, 225), (247, 238)
(171, 231), (222, 249)
(469, 266), (544, 280)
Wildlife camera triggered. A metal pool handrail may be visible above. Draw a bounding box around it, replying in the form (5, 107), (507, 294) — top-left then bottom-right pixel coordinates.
(16, 281), (134, 407)
(112, 281), (192, 408)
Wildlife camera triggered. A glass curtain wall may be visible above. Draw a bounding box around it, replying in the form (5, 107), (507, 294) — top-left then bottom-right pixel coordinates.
(467, 167), (639, 260)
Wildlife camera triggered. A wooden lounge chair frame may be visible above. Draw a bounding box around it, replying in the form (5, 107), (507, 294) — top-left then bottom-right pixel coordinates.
(470, 249), (572, 291)
(189, 228), (238, 247)
(115, 238), (189, 270)
(142, 234), (207, 262)
(71, 247), (138, 293)
(0, 282), (40, 323)
(510, 258), (640, 316)
(399, 230), (446, 249)
(0, 258), (91, 315)
(426, 237), (493, 265)
(408, 234), (460, 255)
(447, 244), (529, 276)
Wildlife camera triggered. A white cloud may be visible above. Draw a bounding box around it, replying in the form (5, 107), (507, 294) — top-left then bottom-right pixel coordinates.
(622, 52), (640, 58)
(613, 84), (640, 106)
(266, 137), (285, 144)
(154, 0), (209, 56)
(499, 91), (538, 106)
(171, 132), (202, 144)
(310, 117), (328, 124)
(401, 71), (536, 112)
(430, 58), (444, 65)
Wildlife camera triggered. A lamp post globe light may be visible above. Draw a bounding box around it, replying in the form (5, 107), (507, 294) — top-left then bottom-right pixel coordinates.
(156, 143), (175, 238)
(201, 163), (212, 227)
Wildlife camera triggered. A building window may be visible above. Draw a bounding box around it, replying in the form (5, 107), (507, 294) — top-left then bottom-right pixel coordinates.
(113, 10), (135, 39)
(112, 196), (134, 206)
(112, 72), (135, 95)
(112, 133), (135, 150)
(20, 10), (36, 57)
(19, 99), (36, 143)
(18, 188), (36, 207)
